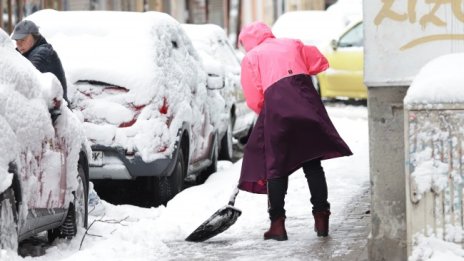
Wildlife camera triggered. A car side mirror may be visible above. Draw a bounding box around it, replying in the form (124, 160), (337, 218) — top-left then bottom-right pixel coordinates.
(330, 39), (338, 51)
(207, 74), (225, 90)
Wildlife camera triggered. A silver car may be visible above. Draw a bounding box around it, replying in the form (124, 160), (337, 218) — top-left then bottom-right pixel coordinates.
(182, 23), (256, 160)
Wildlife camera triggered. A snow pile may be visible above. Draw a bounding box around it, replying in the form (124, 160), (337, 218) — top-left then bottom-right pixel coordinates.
(409, 148), (449, 201)
(28, 10), (224, 163)
(404, 53), (464, 106)
(410, 234), (464, 261)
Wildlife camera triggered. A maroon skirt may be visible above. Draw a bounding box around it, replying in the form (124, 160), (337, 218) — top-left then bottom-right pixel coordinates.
(238, 74), (352, 194)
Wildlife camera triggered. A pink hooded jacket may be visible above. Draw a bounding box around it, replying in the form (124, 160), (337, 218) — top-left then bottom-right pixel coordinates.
(239, 22), (329, 114)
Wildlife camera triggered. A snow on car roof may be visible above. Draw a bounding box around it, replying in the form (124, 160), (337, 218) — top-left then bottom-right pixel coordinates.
(181, 24), (227, 76)
(27, 10), (199, 105)
(404, 52), (464, 105)
(272, 10), (347, 48)
(327, 0), (363, 26)
(181, 23), (226, 43)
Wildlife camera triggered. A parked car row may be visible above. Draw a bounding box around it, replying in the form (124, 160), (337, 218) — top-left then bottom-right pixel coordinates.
(27, 10), (255, 203)
(0, 9), (256, 252)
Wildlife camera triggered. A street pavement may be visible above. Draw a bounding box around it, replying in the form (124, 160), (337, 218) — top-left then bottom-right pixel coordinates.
(163, 182), (371, 261)
(18, 145), (371, 260)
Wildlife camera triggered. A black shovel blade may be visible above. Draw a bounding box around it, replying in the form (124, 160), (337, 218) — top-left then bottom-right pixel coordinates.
(185, 205), (242, 242)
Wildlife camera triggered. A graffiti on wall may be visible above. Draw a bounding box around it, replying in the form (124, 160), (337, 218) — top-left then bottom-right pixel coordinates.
(374, 0), (464, 50)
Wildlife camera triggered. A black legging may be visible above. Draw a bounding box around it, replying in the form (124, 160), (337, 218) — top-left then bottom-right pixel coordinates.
(267, 159), (330, 221)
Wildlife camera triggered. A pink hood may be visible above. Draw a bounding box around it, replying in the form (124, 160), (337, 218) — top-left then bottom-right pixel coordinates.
(239, 22), (275, 52)
(238, 22), (329, 114)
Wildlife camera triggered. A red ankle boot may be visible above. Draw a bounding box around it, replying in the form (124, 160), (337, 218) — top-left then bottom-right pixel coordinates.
(264, 217), (288, 241)
(313, 210), (331, 237)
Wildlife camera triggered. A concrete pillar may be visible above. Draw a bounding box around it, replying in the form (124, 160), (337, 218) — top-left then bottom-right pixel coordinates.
(367, 86), (409, 261)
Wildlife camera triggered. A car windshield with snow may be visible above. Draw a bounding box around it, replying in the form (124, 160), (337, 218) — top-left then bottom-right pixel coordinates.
(0, 29), (90, 251)
(28, 10), (224, 206)
(181, 23), (256, 161)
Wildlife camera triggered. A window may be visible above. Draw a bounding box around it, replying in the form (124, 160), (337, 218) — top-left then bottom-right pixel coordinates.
(338, 22), (363, 48)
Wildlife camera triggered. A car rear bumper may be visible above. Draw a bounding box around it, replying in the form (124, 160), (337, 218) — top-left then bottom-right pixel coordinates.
(89, 145), (179, 180)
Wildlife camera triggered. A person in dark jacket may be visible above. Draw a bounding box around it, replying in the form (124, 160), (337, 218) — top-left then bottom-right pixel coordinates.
(238, 22), (353, 241)
(11, 20), (69, 105)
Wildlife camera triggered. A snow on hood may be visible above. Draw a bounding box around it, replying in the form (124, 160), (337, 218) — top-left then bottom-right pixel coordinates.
(239, 22), (275, 52)
(404, 53), (464, 106)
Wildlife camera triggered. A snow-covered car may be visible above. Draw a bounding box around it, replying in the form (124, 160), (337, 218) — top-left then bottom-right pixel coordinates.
(181, 23), (256, 160)
(27, 10), (223, 205)
(0, 29), (89, 251)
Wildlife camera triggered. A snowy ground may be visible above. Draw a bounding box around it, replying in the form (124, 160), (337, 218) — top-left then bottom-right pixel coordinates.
(1, 103), (369, 261)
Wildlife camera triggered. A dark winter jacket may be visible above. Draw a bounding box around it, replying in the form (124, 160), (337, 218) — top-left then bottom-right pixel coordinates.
(21, 36), (69, 104)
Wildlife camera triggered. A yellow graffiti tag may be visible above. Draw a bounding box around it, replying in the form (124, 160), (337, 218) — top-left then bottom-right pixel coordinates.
(375, 0), (418, 25)
(420, 0), (450, 28)
(375, 0), (464, 50)
(400, 34), (464, 50)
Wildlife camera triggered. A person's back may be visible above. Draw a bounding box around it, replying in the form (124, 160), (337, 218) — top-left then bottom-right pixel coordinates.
(239, 22), (328, 113)
(247, 38), (317, 92)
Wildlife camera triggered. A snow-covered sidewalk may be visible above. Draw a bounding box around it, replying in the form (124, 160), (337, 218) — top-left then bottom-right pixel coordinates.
(1, 104), (369, 261)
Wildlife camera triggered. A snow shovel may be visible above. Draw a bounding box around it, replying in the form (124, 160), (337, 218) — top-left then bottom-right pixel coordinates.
(185, 187), (241, 242)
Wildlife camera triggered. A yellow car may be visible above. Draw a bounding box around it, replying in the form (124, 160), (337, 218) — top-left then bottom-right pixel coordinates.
(315, 20), (366, 99)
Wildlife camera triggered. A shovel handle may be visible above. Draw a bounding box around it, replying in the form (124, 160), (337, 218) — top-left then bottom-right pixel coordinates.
(227, 187), (240, 206)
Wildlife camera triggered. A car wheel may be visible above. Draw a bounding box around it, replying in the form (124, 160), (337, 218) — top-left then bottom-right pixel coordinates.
(48, 159), (88, 242)
(0, 187), (18, 251)
(219, 119), (234, 161)
(157, 149), (185, 206)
